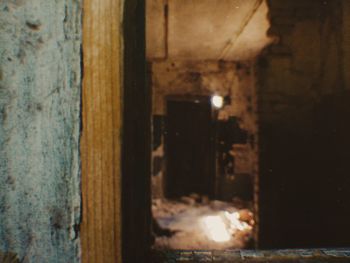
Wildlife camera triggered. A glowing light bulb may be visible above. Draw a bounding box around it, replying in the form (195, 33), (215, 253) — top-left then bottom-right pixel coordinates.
(211, 95), (224, 108)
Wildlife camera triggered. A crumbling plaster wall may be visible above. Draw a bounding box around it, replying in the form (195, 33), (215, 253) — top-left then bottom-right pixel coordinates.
(147, 0), (273, 203)
(151, 60), (258, 200)
(0, 1), (82, 262)
(258, 0), (350, 248)
(152, 60), (257, 133)
(260, 0), (348, 130)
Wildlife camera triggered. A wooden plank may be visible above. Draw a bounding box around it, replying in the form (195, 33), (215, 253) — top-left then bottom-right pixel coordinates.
(81, 0), (122, 262)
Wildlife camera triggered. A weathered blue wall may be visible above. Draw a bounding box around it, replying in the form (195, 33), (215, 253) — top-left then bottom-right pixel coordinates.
(0, 0), (82, 262)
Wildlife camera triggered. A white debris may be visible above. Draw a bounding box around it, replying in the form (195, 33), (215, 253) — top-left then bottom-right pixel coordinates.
(152, 196), (254, 250)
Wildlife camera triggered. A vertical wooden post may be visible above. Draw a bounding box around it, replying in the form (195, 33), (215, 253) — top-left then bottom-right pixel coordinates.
(122, 1), (151, 262)
(81, 0), (123, 262)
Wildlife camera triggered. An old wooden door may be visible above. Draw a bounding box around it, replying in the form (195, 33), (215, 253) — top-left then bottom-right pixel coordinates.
(165, 97), (215, 198)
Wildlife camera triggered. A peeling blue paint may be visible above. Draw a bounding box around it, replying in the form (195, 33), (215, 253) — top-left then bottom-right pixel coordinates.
(0, 1), (82, 262)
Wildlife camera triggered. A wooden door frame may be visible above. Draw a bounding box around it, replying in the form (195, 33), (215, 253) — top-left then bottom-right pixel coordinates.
(81, 0), (150, 262)
(80, 1), (350, 262)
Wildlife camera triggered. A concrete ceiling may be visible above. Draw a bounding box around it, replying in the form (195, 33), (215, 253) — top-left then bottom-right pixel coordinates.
(146, 0), (274, 61)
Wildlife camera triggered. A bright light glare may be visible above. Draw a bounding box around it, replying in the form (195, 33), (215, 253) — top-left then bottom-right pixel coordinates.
(224, 211), (251, 232)
(211, 95), (224, 108)
(201, 215), (231, 242)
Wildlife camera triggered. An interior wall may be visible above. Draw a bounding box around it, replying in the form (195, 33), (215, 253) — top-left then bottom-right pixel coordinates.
(150, 60), (258, 201)
(0, 0), (82, 262)
(258, 0), (350, 248)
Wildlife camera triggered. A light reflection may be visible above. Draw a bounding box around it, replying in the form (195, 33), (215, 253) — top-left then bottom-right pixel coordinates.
(201, 215), (231, 242)
(224, 211), (251, 232)
(201, 211), (252, 243)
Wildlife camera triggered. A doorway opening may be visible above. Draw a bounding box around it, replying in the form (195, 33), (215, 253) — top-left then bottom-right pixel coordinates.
(164, 96), (215, 198)
(146, 0), (273, 250)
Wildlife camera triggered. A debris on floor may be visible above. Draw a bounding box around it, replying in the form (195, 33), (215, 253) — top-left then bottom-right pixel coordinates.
(152, 195), (254, 250)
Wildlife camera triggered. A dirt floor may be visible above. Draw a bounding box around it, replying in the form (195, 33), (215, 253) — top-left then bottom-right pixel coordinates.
(152, 195), (254, 250)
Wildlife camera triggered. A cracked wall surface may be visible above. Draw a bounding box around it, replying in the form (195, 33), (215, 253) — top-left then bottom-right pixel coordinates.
(0, 0), (82, 262)
(150, 60), (258, 201)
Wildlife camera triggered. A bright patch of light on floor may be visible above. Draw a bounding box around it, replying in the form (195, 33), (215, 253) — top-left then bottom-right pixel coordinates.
(224, 211), (251, 232)
(201, 215), (231, 242)
(211, 95), (224, 108)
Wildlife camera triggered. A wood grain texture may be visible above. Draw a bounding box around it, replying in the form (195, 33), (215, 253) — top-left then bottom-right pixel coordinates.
(81, 0), (122, 262)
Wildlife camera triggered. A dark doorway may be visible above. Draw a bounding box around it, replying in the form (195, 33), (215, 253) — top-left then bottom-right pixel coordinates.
(165, 96), (215, 198)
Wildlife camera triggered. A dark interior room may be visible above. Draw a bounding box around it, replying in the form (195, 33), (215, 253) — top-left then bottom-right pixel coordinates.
(146, 0), (350, 258)
(1, 0), (350, 262)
